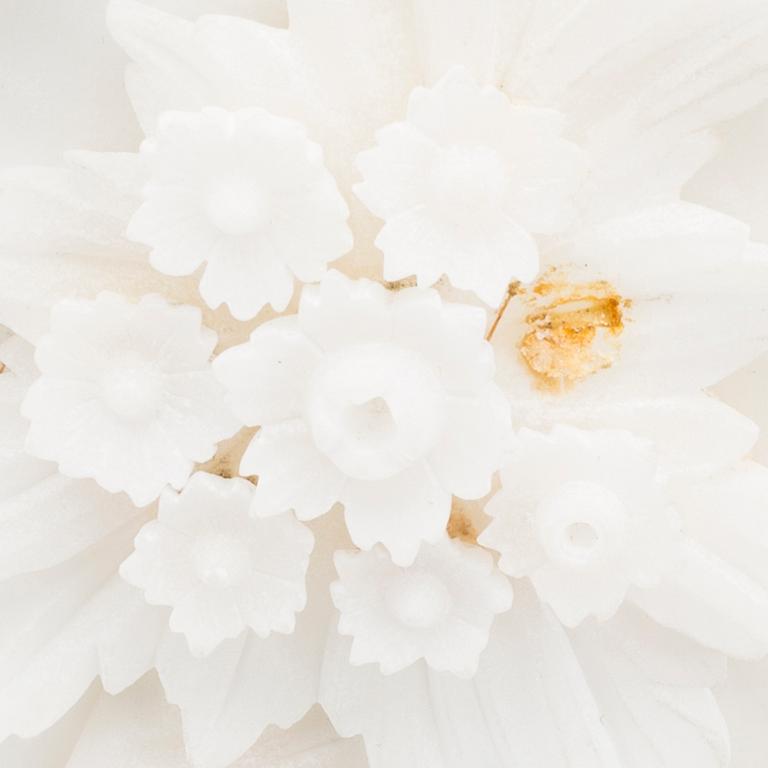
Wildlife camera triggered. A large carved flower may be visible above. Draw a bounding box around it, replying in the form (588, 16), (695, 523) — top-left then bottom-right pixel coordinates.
(480, 425), (682, 625)
(21, 293), (238, 505)
(214, 270), (511, 565)
(120, 472), (314, 656)
(355, 67), (586, 305)
(331, 537), (512, 677)
(128, 106), (352, 320)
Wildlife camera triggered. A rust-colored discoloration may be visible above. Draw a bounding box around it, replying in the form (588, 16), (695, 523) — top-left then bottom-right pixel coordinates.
(384, 276), (417, 292)
(197, 426), (259, 483)
(447, 508), (478, 545)
(0, 361), (5, 375)
(518, 269), (629, 391)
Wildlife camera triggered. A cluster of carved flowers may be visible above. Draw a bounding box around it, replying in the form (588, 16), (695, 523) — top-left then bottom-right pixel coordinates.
(213, 269), (511, 566)
(2, 0), (768, 766)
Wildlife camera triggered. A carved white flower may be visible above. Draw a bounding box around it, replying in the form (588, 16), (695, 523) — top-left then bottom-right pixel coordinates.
(331, 538), (512, 677)
(355, 67), (587, 306)
(480, 426), (682, 626)
(127, 107), (352, 320)
(21, 293), (238, 506)
(213, 269), (511, 566)
(120, 471), (314, 656)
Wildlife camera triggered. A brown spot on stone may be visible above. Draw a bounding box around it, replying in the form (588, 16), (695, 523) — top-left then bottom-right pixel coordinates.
(519, 269), (629, 391)
(384, 276), (417, 291)
(197, 426), (259, 483)
(0, 362), (5, 375)
(447, 508), (478, 544)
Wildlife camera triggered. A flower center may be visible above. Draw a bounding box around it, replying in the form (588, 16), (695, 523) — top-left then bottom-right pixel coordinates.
(517, 272), (628, 390)
(565, 521), (599, 550)
(206, 180), (270, 236)
(306, 342), (445, 480)
(386, 571), (453, 629)
(342, 397), (397, 445)
(429, 146), (508, 215)
(101, 364), (164, 421)
(536, 480), (627, 567)
(192, 533), (251, 586)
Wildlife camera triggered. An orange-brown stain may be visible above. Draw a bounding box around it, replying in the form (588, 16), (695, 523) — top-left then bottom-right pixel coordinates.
(519, 270), (629, 390)
(197, 426), (259, 483)
(447, 507), (478, 544)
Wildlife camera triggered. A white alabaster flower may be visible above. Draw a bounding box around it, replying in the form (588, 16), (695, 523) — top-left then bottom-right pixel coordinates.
(127, 106), (352, 320)
(21, 293), (238, 506)
(331, 537), (512, 678)
(214, 269), (511, 565)
(355, 67), (587, 305)
(120, 471), (313, 656)
(480, 426), (682, 626)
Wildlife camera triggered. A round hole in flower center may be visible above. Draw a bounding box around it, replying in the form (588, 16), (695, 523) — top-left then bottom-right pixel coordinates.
(206, 180), (270, 236)
(386, 571), (453, 629)
(342, 397), (397, 445)
(101, 364), (164, 422)
(192, 534), (251, 587)
(565, 521), (599, 550)
(306, 342), (446, 481)
(537, 480), (627, 567)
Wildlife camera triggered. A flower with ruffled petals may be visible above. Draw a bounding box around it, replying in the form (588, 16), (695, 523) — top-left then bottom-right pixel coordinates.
(120, 471), (313, 656)
(21, 293), (238, 506)
(128, 107), (352, 320)
(331, 537), (512, 677)
(355, 67), (586, 305)
(480, 425), (682, 625)
(214, 269), (511, 565)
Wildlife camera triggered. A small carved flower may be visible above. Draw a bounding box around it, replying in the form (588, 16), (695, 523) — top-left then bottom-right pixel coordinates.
(21, 293), (238, 505)
(331, 538), (512, 677)
(128, 107), (352, 320)
(355, 67), (586, 305)
(213, 270), (511, 566)
(480, 425), (682, 626)
(120, 472), (314, 656)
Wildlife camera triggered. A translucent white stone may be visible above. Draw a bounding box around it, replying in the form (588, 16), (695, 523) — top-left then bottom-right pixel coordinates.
(21, 293), (239, 506)
(214, 270), (511, 565)
(128, 107), (352, 319)
(481, 426), (682, 626)
(120, 472), (314, 656)
(355, 67), (587, 305)
(332, 538), (512, 677)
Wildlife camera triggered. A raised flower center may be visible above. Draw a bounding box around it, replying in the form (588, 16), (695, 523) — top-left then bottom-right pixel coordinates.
(536, 480), (628, 567)
(192, 533), (251, 586)
(206, 180), (270, 236)
(429, 146), (508, 216)
(305, 342), (445, 481)
(386, 570), (453, 629)
(101, 364), (164, 421)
